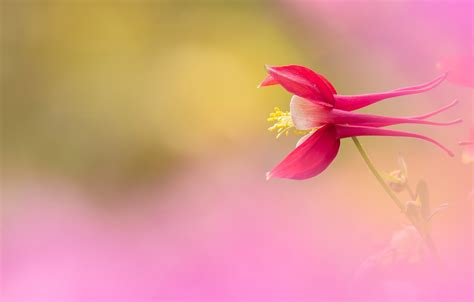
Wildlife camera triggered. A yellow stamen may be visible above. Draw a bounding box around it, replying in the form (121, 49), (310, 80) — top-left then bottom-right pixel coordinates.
(267, 107), (310, 138)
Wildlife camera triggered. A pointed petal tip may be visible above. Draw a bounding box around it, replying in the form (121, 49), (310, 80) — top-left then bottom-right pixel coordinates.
(258, 74), (279, 88)
(266, 171), (272, 180)
(436, 117), (463, 126)
(434, 71), (448, 83)
(406, 98), (459, 121)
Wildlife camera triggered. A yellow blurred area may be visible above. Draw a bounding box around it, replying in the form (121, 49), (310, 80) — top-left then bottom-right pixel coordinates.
(1, 3), (472, 299)
(2, 1), (307, 184)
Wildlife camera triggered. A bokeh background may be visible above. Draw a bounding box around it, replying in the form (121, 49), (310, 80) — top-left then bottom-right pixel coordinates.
(1, 0), (473, 301)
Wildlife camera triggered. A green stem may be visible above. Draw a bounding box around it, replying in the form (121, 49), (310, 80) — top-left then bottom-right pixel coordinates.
(351, 137), (444, 271)
(351, 137), (405, 211)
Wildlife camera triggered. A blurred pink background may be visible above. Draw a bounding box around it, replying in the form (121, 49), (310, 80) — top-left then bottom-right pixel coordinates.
(1, 1), (473, 301)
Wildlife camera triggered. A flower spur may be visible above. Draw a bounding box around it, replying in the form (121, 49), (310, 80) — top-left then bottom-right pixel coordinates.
(259, 64), (448, 111)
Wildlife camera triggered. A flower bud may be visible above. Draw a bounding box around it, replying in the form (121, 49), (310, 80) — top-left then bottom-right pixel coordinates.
(388, 169), (407, 192)
(386, 154), (408, 193)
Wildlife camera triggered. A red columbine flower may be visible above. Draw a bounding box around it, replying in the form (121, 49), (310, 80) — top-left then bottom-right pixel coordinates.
(260, 65), (460, 180)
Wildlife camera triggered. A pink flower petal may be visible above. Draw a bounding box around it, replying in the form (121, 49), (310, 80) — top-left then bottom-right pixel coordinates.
(265, 65), (335, 107)
(257, 74), (278, 88)
(336, 125), (454, 157)
(259, 68), (337, 93)
(295, 131), (314, 147)
(267, 125), (340, 180)
(318, 73), (337, 94)
(334, 73), (447, 111)
(290, 96), (331, 130)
